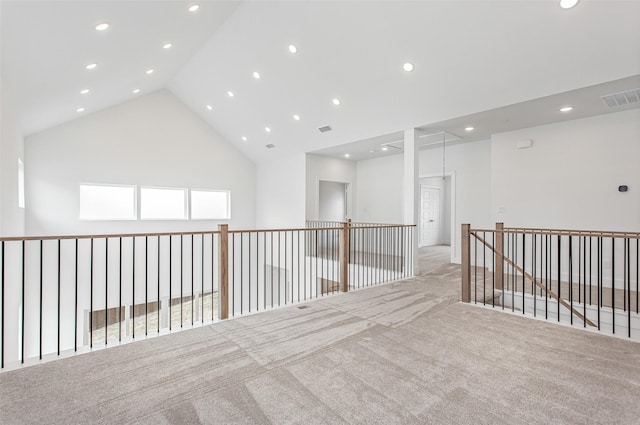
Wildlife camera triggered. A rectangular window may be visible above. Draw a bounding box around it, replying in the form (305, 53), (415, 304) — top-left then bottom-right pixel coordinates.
(79, 184), (136, 220)
(18, 158), (25, 209)
(191, 189), (231, 219)
(141, 187), (187, 220)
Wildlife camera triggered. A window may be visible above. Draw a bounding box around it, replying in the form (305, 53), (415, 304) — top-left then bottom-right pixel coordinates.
(18, 158), (25, 209)
(79, 184), (136, 220)
(191, 189), (231, 219)
(141, 187), (187, 220)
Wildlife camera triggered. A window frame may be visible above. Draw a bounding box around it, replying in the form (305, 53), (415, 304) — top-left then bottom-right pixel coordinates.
(140, 186), (189, 221)
(78, 183), (137, 221)
(190, 188), (231, 220)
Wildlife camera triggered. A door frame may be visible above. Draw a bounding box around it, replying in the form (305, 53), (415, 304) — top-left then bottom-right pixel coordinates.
(418, 171), (456, 263)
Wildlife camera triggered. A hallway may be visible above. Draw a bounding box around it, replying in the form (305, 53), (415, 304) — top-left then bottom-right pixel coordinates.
(1, 246), (639, 424)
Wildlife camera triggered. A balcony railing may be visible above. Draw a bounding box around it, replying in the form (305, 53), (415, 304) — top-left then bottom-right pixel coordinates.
(461, 223), (639, 339)
(0, 222), (414, 369)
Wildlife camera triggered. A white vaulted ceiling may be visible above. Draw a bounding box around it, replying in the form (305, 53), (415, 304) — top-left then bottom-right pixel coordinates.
(2, 1), (640, 163)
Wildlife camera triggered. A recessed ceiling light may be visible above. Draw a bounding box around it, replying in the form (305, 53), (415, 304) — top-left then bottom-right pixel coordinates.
(146, 69), (154, 75)
(253, 71), (261, 79)
(344, 154), (350, 158)
(206, 104), (213, 111)
(227, 91), (235, 98)
(265, 127), (271, 133)
(369, 150), (375, 153)
(188, 4), (199, 12)
(132, 88), (140, 94)
(163, 43), (173, 49)
(293, 114), (301, 121)
(560, 106), (574, 112)
(465, 126), (475, 131)
(80, 88), (90, 94)
(403, 62), (415, 72)
(241, 136), (247, 141)
(288, 44), (298, 54)
(332, 98), (341, 106)
(85, 63), (97, 70)
(560, 0), (579, 9)
(95, 23), (109, 31)
(381, 147), (389, 151)
(76, 107), (85, 113)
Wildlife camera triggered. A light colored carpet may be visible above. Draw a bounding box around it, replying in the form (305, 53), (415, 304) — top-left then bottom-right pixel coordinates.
(1, 246), (639, 424)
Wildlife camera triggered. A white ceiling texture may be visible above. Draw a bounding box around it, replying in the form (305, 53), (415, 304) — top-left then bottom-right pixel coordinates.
(2, 1), (640, 163)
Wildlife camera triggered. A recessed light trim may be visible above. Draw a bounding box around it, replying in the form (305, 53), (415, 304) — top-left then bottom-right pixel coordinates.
(188, 4), (199, 12)
(560, 106), (574, 112)
(288, 44), (298, 54)
(381, 147), (389, 151)
(465, 126), (475, 131)
(253, 71), (261, 79)
(80, 88), (90, 94)
(206, 104), (213, 111)
(132, 88), (140, 94)
(293, 114), (301, 121)
(76, 107), (85, 113)
(95, 23), (109, 31)
(163, 43), (173, 49)
(403, 62), (415, 72)
(265, 127), (271, 133)
(227, 91), (234, 97)
(85, 63), (97, 70)
(332, 98), (341, 106)
(560, 0), (579, 9)
(344, 154), (350, 158)
(146, 69), (154, 75)
(241, 136), (247, 141)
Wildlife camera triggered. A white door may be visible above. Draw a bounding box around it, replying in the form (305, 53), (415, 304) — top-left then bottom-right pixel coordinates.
(420, 186), (440, 246)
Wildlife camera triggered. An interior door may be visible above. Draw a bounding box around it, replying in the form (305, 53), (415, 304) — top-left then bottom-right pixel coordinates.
(420, 186), (440, 246)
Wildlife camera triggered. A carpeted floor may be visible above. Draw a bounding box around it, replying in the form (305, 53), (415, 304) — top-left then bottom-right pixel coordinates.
(1, 246), (639, 424)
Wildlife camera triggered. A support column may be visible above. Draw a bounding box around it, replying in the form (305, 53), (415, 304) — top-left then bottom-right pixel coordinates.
(403, 128), (420, 276)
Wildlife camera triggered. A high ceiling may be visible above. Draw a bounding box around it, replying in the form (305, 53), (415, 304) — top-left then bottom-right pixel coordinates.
(2, 1), (640, 164)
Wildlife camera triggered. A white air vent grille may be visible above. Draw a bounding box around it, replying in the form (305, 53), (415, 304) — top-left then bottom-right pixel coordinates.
(601, 88), (640, 108)
(318, 125), (332, 133)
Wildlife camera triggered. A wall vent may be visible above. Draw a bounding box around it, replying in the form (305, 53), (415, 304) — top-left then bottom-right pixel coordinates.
(318, 125), (332, 133)
(601, 88), (640, 108)
(265, 144), (275, 149)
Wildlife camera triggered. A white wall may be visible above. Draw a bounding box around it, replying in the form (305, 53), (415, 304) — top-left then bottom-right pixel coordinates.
(355, 154), (403, 223)
(356, 139), (492, 262)
(25, 90), (256, 235)
(420, 140), (492, 261)
(256, 153), (306, 228)
(0, 92), (26, 236)
(491, 109), (640, 231)
(305, 154), (356, 221)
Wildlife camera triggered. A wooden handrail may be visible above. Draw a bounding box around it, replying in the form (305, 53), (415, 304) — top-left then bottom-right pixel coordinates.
(0, 229), (222, 242)
(472, 232), (597, 327)
(470, 228), (640, 238)
(0, 223), (417, 242)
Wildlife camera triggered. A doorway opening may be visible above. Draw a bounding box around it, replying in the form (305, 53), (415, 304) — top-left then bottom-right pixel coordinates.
(318, 180), (347, 222)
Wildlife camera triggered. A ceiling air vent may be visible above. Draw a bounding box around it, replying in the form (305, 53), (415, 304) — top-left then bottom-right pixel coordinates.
(265, 144), (275, 149)
(318, 125), (332, 133)
(601, 88), (640, 108)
